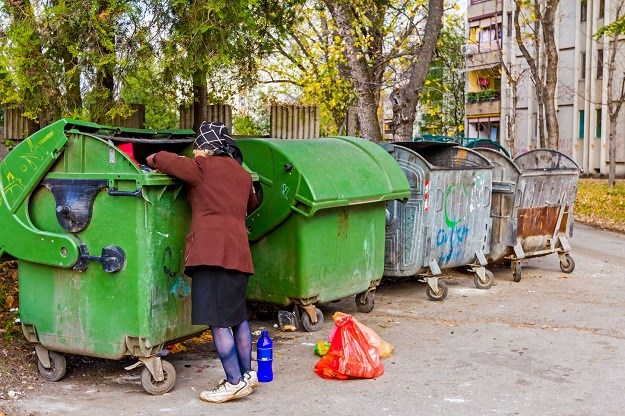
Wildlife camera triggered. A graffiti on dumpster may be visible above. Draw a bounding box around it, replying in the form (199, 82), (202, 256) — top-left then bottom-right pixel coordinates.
(3, 172), (26, 199)
(436, 224), (470, 264)
(162, 246), (191, 298)
(434, 174), (485, 265)
(3, 131), (54, 200)
(19, 131), (54, 170)
(170, 275), (191, 298)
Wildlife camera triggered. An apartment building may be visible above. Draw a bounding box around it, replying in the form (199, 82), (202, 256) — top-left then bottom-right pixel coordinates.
(464, 0), (625, 176)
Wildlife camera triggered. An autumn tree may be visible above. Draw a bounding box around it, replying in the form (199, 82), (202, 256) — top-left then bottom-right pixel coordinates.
(158, 0), (298, 131)
(260, 1), (355, 135)
(512, 0), (560, 149)
(0, 0), (141, 126)
(595, 0), (625, 187)
(418, 11), (465, 137)
(323, 0), (445, 142)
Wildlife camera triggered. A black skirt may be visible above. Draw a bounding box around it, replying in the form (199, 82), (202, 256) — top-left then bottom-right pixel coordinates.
(189, 266), (249, 327)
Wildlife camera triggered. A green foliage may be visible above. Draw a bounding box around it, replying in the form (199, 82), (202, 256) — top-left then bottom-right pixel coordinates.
(233, 114), (269, 136)
(419, 10), (466, 137)
(0, 0), (298, 128)
(595, 15), (625, 38)
(466, 89), (499, 104)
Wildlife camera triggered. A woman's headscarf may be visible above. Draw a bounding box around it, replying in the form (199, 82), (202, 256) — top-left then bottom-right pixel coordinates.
(194, 121), (243, 164)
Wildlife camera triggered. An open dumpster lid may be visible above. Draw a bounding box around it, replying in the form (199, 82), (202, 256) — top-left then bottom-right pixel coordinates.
(390, 141), (492, 170)
(239, 136), (410, 241)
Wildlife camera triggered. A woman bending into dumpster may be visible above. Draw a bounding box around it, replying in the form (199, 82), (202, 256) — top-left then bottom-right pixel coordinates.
(146, 121), (259, 403)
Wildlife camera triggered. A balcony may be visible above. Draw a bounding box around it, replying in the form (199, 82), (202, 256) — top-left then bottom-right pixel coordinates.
(466, 90), (501, 116)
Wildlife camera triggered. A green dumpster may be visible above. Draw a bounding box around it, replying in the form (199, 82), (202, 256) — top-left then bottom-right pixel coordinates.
(239, 137), (410, 331)
(0, 119), (208, 394)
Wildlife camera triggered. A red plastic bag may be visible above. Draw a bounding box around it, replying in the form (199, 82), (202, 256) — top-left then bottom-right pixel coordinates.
(332, 312), (394, 358)
(314, 313), (384, 380)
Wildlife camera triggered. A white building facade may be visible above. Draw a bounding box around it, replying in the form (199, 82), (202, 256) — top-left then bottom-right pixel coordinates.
(465, 0), (625, 176)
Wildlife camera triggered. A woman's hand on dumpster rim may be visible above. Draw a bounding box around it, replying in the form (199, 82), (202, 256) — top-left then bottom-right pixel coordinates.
(146, 153), (157, 168)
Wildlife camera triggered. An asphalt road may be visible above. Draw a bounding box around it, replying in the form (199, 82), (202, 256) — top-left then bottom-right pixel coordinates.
(4, 223), (625, 416)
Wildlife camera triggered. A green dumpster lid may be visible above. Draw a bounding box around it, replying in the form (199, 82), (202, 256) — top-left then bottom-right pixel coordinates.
(239, 136), (410, 241)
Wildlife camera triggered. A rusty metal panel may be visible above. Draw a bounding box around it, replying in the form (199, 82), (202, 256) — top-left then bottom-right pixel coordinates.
(518, 206), (562, 236)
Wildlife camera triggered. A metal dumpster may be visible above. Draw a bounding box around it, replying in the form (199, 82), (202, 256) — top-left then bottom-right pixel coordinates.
(384, 142), (494, 301)
(0, 119), (210, 394)
(474, 148), (579, 281)
(238, 137), (410, 331)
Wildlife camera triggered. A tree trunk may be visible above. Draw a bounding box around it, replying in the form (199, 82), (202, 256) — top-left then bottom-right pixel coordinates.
(514, 0), (560, 150)
(325, 1), (383, 142)
(94, 0), (116, 124)
(390, 0), (444, 141)
(604, 1), (625, 187)
(542, 0), (560, 149)
(192, 68), (208, 132)
(63, 51), (82, 112)
(507, 90), (518, 157)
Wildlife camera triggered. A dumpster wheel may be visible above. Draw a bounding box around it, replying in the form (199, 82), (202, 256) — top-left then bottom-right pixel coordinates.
(426, 280), (448, 301)
(559, 254), (575, 274)
(355, 289), (375, 313)
(299, 307), (324, 332)
(141, 360), (176, 395)
(37, 351), (67, 382)
(511, 262), (522, 282)
(474, 269), (495, 290)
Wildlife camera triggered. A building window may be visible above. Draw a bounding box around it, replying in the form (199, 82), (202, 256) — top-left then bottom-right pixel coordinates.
(599, 0), (605, 19)
(597, 49), (603, 79)
(578, 110), (585, 139)
(581, 0), (587, 22)
(596, 109), (602, 138)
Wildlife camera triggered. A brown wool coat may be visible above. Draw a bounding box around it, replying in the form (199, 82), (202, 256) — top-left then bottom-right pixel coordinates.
(152, 151), (258, 275)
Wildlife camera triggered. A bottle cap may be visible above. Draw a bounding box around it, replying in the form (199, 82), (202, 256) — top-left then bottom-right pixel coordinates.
(261, 330), (269, 336)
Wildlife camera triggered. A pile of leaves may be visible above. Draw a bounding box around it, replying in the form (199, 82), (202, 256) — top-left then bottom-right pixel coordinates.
(574, 178), (625, 233)
(0, 260), (41, 405)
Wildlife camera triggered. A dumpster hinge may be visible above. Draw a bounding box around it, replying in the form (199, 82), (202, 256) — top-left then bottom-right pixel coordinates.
(74, 245), (126, 272)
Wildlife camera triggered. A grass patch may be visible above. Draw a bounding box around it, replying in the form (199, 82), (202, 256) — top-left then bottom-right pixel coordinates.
(575, 178), (625, 233)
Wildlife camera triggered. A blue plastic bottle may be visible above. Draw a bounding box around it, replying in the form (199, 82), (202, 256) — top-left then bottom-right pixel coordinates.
(256, 330), (273, 382)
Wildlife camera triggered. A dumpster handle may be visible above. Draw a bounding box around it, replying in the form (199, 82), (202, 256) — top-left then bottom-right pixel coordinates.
(108, 187), (142, 197)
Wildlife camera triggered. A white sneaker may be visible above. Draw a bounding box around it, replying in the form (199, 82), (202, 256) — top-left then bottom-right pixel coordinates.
(199, 380), (252, 403)
(219, 371), (259, 389)
(245, 370), (259, 388)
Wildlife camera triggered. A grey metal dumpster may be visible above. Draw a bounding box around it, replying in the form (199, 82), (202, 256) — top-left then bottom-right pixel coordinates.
(384, 142), (494, 301)
(473, 148), (521, 271)
(475, 148), (580, 281)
